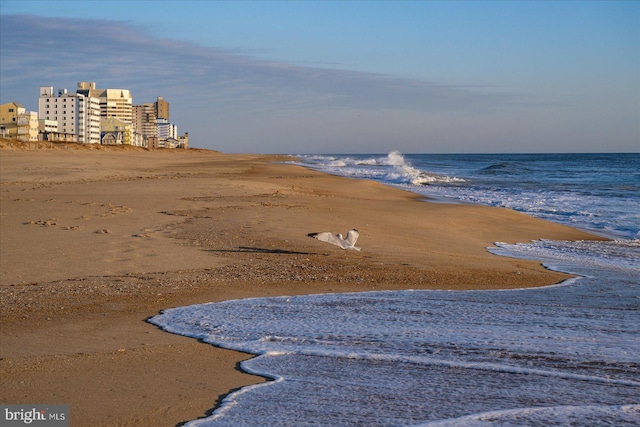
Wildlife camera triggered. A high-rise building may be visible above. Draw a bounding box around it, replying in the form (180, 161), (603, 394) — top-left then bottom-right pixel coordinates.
(77, 82), (133, 123)
(156, 118), (177, 140)
(154, 96), (169, 121)
(38, 86), (101, 144)
(133, 103), (157, 143)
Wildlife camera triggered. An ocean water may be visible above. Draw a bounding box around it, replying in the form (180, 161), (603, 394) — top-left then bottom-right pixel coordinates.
(296, 152), (639, 240)
(150, 152), (640, 426)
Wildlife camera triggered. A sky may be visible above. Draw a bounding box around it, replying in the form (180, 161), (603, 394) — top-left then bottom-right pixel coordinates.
(1, 1), (638, 154)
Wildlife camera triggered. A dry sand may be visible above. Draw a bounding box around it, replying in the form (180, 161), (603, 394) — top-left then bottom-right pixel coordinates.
(0, 141), (602, 426)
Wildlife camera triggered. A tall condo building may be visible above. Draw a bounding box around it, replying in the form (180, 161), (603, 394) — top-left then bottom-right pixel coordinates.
(77, 82), (133, 123)
(38, 86), (101, 144)
(154, 96), (169, 120)
(133, 103), (158, 140)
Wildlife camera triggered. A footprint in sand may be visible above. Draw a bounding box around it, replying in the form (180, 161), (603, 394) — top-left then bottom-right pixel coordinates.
(96, 205), (132, 217)
(24, 219), (58, 227)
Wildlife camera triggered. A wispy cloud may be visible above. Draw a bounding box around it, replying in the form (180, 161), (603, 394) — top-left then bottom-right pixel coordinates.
(1, 14), (520, 109)
(0, 14), (564, 153)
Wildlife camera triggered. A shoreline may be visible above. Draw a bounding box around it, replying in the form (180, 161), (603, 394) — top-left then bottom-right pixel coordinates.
(0, 144), (603, 426)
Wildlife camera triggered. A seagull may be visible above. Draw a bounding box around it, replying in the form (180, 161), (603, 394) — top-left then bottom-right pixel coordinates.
(307, 229), (361, 251)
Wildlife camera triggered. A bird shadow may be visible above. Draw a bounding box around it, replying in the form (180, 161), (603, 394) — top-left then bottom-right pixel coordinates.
(206, 246), (313, 255)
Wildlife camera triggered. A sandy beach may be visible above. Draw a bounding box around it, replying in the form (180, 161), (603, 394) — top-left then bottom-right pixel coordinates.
(0, 141), (602, 426)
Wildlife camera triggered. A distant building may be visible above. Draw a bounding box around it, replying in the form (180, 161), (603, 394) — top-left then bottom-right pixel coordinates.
(101, 117), (133, 145)
(134, 97), (183, 148)
(77, 82), (133, 124)
(8, 82), (186, 148)
(38, 86), (101, 144)
(37, 118), (75, 142)
(38, 119), (58, 134)
(154, 96), (169, 121)
(1, 101), (39, 142)
(157, 138), (177, 149)
(132, 103), (157, 145)
(156, 118), (177, 140)
(177, 132), (189, 149)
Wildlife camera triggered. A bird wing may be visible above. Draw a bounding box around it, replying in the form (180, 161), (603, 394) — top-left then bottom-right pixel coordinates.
(344, 229), (359, 246)
(307, 232), (349, 249)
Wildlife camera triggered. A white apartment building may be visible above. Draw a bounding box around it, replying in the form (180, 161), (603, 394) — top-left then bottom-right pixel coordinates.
(39, 119), (59, 133)
(156, 118), (177, 140)
(38, 86), (101, 144)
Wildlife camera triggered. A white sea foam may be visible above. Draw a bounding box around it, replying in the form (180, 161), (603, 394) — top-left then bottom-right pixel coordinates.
(491, 239), (640, 272)
(297, 151), (465, 187)
(151, 273), (639, 426)
(420, 404), (640, 427)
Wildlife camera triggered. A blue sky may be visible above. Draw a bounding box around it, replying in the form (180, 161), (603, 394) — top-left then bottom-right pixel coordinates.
(1, 0), (638, 153)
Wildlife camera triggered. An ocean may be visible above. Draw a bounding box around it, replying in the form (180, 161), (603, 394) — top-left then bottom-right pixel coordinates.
(150, 152), (639, 426)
